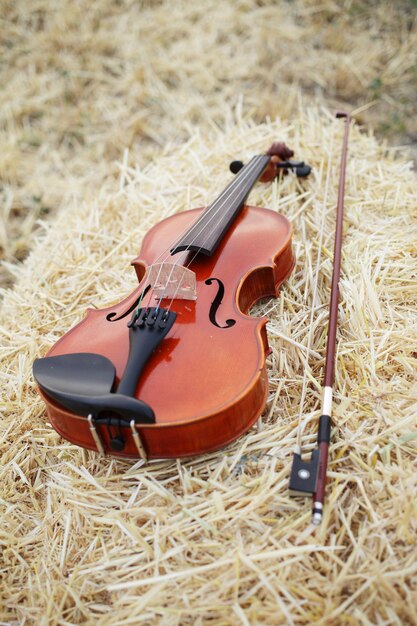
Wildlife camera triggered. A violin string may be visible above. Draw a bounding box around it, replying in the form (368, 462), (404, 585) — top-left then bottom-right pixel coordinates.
(171, 155), (265, 249)
(161, 155), (267, 311)
(135, 155), (263, 317)
(144, 166), (244, 267)
(295, 126), (335, 451)
(133, 160), (264, 317)
(164, 156), (272, 311)
(149, 156), (264, 312)
(145, 155), (266, 312)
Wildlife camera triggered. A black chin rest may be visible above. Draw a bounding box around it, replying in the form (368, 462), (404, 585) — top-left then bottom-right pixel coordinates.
(33, 353), (155, 424)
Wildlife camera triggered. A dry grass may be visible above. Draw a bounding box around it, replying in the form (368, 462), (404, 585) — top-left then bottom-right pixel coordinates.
(1, 110), (416, 624)
(1, 0), (416, 287)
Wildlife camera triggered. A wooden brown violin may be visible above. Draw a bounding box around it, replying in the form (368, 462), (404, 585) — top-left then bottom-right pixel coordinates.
(33, 142), (311, 460)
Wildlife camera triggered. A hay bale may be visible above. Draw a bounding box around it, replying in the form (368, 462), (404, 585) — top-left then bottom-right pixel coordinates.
(1, 109), (416, 624)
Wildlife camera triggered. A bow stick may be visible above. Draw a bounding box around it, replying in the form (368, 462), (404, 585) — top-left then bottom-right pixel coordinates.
(289, 112), (351, 525)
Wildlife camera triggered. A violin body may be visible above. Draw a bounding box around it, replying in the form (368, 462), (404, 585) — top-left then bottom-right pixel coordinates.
(38, 204), (294, 459)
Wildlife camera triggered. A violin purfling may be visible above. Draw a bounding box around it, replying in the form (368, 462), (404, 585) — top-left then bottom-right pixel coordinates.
(33, 142), (311, 460)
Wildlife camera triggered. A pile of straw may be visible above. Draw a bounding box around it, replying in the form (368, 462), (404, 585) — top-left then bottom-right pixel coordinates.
(1, 109), (416, 624)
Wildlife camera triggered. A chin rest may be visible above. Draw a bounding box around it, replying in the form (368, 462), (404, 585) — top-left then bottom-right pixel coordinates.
(33, 307), (177, 429)
(33, 353), (155, 424)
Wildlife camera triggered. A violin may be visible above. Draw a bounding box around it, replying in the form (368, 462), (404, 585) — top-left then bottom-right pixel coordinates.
(33, 142), (311, 460)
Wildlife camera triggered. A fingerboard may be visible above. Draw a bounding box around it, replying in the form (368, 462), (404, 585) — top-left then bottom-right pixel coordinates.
(171, 155), (270, 257)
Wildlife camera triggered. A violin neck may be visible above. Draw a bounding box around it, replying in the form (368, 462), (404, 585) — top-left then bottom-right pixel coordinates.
(171, 155), (270, 257)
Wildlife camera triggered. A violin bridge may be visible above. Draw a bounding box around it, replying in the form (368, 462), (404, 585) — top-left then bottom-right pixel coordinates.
(147, 263), (197, 301)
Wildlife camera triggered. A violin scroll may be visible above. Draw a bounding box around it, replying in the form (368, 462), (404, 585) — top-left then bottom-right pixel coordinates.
(266, 141), (294, 161)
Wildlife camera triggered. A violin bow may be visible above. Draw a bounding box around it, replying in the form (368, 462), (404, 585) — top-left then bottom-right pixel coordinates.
(289, 112), (351, 525)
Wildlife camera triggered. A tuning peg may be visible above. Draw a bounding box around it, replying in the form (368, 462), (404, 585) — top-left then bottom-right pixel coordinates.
(295, 163), (312, 178)
(229, 160), (244, 174)
(275, 161), (311, 178)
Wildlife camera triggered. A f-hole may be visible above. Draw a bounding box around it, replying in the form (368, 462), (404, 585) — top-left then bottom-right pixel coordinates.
(205, 278), (236, 329)
(106, 285), (151, 322)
